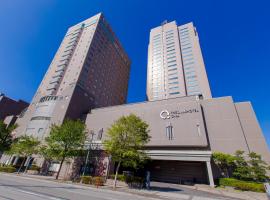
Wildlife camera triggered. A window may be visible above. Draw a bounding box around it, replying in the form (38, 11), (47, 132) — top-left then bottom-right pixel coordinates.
(169, 86), (179, 90)
(168, 64), (177, 67)
(167, 52), (176, 56)
(166, 36), (174, 40)
(166, 123), (173, 140)
(182, 49), (192, 54)
(179, 27), (188, 31)
(179, 30), (188, 34)
(183, 57), (194, 62)
(168, 60), (176, 63)
(169, 91), (180, 95)
(167, 49), (175, 52)
(167, 46), (175, 50)
(181, 36), (189, 40)
(181, 43), (191, 47)
(182, 46), (191, 50)
(168, 68), (177, 71)
(184, 61), (194, 66)
(168, 81), (179, 85)
(166, 42), (174, 46)
(182, 53), (193, 58)
(169, 77), (178, 81)
(186, 75), (197, 79)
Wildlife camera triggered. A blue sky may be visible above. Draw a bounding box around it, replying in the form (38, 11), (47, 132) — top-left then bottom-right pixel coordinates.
(0, 0), (270, 145)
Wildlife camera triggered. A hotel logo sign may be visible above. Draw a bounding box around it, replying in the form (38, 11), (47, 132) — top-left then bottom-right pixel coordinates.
(160, 108), (199, 119)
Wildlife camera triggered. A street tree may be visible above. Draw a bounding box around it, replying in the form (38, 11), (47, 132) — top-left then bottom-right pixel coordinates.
(104, 114), (151, 189)
(0, 120), (17, 155)
(233, 150), (252, 181)
(212, 152), (235, 178)
(42, 119), (86, 180)
(8, 135), (40, 173)
(248, 152), (268, 182)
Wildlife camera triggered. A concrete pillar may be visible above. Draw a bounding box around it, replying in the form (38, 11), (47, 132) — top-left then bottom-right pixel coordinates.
(24, 157), (31, 167)
(206, 161), (215, 187)
(13, 156), (20, 165)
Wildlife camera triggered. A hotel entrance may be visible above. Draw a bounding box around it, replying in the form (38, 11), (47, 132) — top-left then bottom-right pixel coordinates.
(148, 160), (208, 185)
(146, 150), (214, 187)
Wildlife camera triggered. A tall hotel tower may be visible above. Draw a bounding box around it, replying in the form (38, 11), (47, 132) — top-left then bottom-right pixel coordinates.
(15, 13), (130, 139)
(147, 21), (211, 101)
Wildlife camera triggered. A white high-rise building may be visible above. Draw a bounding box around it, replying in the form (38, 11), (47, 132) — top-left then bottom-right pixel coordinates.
(147, 21), (212, 101)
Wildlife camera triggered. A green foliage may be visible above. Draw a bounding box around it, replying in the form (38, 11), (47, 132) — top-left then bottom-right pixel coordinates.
(125, 176), (144, 188)
(214, 150), (269, 190)
(41, 119), (86, 179)
(104, 114), (150, 188)
(79, 176), (104, 186)
(81, 176), (93, 184)
(104, 114), (150, 168)
(0, 166), (16, 173)
(108, 174), (144, 188)
(233, 150), (252, 181)
(8, 135), (40, 156)
(212, 152), (235, 177)
(248, 152), (268, 182)
(109, 174), (126, 181)
(219, 178), (265, 193)
(29, 164), (40, 171)
(0, 121), (17, 152)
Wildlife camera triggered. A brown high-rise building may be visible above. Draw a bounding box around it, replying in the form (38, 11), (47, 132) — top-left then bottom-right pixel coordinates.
(0, 93), (28, 120)
(15, 13), (130, 139)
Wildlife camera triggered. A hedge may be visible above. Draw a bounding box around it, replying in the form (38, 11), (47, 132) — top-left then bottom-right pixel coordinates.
(0, 166), (16, 173)
(81, 176), (93, 184)
(108, 174), (126, 181)
(219, 178), (265, 193)
(80, 176), (104, 186)
(28, 165), (40, 171)
(109, 174), (144, 188)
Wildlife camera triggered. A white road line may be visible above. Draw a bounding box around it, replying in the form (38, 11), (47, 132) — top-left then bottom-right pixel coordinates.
(11, 188), (66, 200)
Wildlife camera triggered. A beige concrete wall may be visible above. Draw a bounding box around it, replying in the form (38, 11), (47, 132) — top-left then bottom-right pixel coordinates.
(85, 96), (270, 162)
(201, 97), (250, 154)
(235, 102), (270, 162)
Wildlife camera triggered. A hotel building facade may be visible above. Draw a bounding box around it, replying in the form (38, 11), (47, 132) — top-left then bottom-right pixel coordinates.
(1, 18), (269, 187)
(147, 21), (211, 101)
(13, 13), (130, 140)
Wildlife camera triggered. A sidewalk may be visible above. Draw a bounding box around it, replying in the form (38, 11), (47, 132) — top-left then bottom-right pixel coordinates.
(4, 173), (269, 200)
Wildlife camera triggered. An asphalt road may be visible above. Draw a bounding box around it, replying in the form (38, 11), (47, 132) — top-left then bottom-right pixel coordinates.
(0, 174), (161, 200)
(0, 173), (238, 200)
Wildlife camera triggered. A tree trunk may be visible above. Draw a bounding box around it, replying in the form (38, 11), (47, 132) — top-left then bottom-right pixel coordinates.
(18, 157), (27, 173)
(56, 156), (65, 180)
(113, 161), (121, 189)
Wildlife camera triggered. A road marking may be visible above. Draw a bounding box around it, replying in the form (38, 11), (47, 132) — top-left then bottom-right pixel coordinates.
(12, 188), (66, 200)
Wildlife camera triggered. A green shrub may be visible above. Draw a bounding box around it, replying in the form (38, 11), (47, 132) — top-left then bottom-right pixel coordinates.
(125, 176), (144, 188)
(109, 174), (126, 181)
(29, 165), (40, 171)
(0, 166), (16, 173)
(219, 178), (265, 193)
(108, 174), (144, 188)
(93, 176), (104, 187)
(81, 176), (93, 184)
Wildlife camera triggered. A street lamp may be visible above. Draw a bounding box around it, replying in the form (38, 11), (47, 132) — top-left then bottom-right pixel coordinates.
(81, 130), (95, 177)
